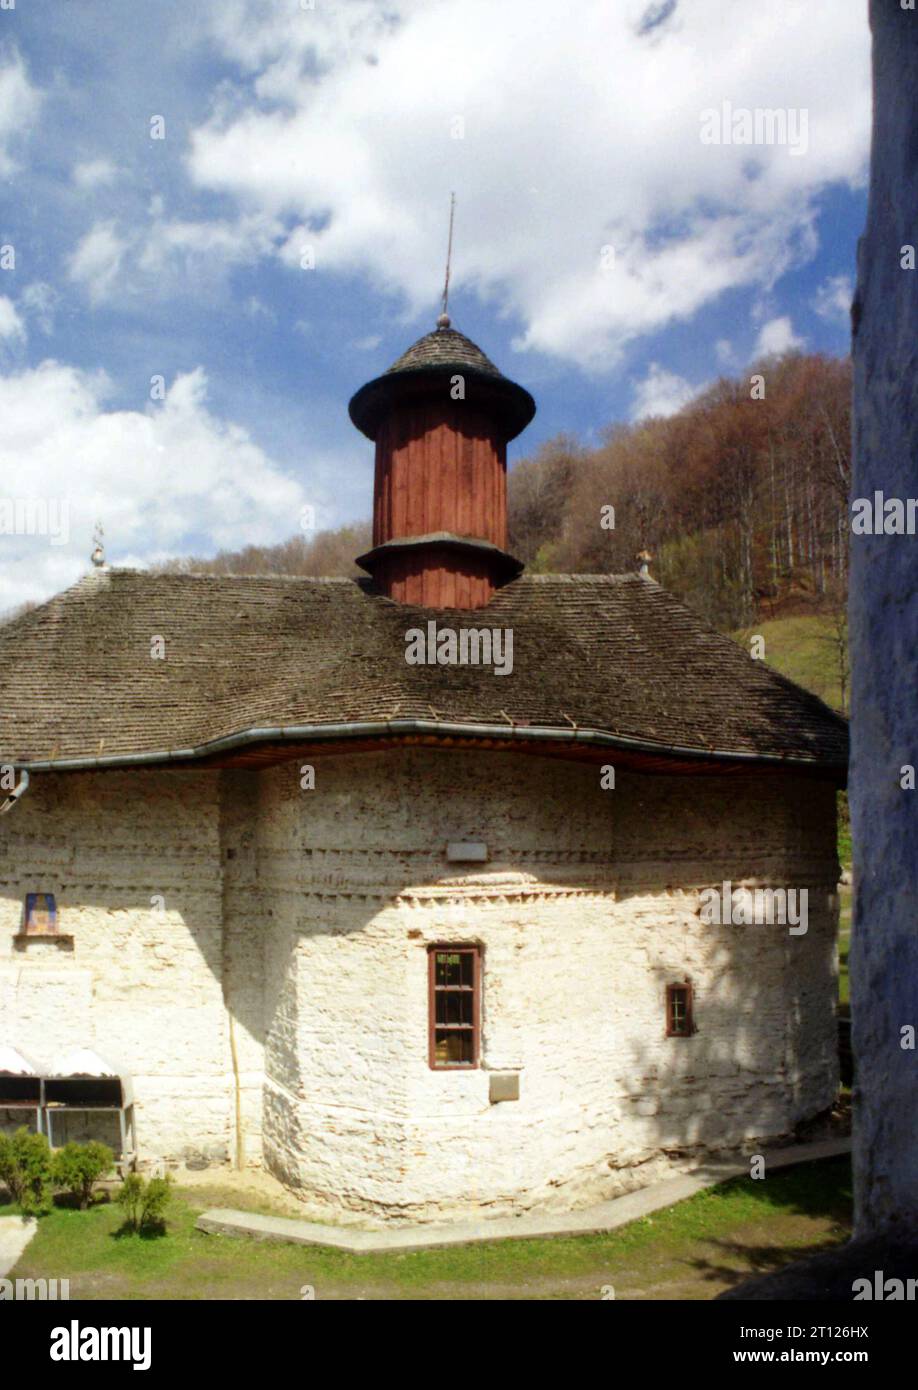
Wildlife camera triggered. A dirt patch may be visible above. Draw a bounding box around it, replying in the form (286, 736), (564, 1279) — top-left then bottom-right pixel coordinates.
(175, 1169), (312, 1218)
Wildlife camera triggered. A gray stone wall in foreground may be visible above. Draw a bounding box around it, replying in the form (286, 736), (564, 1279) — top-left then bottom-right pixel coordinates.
(850, 0), (918, 1237)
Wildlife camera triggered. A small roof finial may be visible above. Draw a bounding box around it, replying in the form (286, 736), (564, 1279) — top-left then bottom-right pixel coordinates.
(437, 193), (456, 330)
(91, 521), (106, 569)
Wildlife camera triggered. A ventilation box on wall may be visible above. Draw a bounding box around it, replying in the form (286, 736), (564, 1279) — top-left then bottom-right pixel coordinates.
(446, 842), (488, 863)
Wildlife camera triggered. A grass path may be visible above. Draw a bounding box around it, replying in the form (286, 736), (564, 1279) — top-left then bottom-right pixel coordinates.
(6, 1156), (852, 1301)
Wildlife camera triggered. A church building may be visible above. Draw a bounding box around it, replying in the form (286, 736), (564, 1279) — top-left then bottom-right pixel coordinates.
(0, 317), (847, 1227)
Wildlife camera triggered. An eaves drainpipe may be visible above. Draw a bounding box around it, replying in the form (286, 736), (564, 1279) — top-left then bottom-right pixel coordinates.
(15, 720), (846, 775)
(0, 768), (30, 815)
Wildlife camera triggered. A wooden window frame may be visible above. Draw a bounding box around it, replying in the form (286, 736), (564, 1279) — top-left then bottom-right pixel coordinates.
(665, 981), (695, 1038)
(428, 943), (482, 1070)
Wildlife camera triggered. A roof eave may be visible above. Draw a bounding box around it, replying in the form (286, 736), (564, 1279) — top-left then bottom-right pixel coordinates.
(8, 719), (848, 781)
(347, 366), (536, 441)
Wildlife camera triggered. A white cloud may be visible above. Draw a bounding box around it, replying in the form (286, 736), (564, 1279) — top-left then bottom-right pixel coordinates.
(19, 281), (57, 335)
(65, 205), (284, 305)
(0, 296), (25, 342)
(0, 361), (315, 608)
(754, 315), (805, 357)
(630, 362), (697, 420)
(67, 222), (131, 303)
(137, 215), (269, 274)
(244, 295), (276, 322)
(135, 210), (281, 286)
(165, 0), (870, 369)
(812, 273), (853, 325)
(72, 158), (119, 189)
(0, 50), (41, 176)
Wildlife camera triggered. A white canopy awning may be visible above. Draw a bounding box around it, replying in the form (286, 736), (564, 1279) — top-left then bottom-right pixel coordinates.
(48, 1047), (119, 1078)
(0, 1045), (41, 1076)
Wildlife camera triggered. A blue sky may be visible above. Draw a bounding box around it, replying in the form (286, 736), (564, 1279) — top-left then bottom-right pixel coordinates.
(0, 0), (870, 607)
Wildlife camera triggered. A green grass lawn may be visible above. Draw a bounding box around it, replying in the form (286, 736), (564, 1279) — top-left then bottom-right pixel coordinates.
(733, 613), (846, 713)
(5, 1155), (852, 1301)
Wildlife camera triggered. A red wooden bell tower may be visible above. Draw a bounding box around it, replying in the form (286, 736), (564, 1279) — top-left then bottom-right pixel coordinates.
(348, 317), (535, 609)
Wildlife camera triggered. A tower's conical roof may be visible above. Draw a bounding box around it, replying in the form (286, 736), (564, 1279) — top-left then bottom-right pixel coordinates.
(348, 321), (535, 441)
(385, 326), (504, 379)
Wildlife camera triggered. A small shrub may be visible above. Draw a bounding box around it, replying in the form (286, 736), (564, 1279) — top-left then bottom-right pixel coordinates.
(141, 1176), (172, 1229)
(51, 1141), (114, 1209)
(117, 1171), (172, 1234)
(117, 1172), (143, 1230)
(0, 1127), (53, 1216)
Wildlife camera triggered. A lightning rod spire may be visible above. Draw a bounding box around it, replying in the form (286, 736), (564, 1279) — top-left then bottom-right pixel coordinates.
(437, 193), (456, 329)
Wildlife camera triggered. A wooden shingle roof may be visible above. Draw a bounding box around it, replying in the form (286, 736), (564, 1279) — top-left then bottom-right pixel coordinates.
(385, 327), (504, 378)
(349, 323), (537, 441)
(0, 569), (848, 772)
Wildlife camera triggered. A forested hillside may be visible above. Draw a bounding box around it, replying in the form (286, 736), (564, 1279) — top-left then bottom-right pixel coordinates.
(507, 352), (851, 632)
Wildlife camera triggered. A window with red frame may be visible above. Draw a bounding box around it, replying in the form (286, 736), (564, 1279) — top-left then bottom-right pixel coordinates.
(428, 944), (481, 1068)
